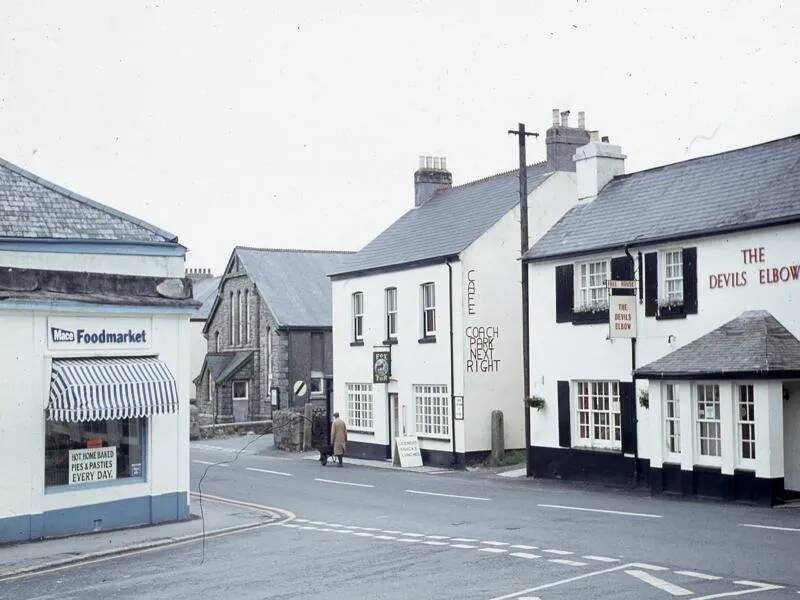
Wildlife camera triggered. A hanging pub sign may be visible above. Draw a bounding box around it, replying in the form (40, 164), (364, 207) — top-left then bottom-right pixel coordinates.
(609, 295), (637, 338)
(373, 350), (391, 384)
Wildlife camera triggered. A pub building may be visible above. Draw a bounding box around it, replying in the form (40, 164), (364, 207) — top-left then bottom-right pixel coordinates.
(524, 133), (800, 505)
(0, 157), (196, 543)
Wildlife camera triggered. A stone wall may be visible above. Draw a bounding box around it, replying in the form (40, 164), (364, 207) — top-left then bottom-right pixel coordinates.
(273, 406), (328, 452)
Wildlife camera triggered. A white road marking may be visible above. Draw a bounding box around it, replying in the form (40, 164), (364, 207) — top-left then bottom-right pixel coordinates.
(451, 537), (479, 542)
(308, 521), (325, 525)
(674, 570), (722, 580)
(192, 460), (228, 466)
(583, 555), (619, 563)
(510, 544), (538, 550)
(374, 535), (396, 540)
(450, 544), (477, 549)
(245, 467), (293, 477)
(294, 518), (309, 523)
(537, 503), (662, 519)
(688, 580), (783, 599)
(424, 535), (450, 539)
(422, 540), (448, 546)
(315, 478), (375, 488)
(405, 489), (490, 501)
(625, 569), (693, 596)
(481, 541), (510, 546)
(480, 547), (508, 554)
(400, 532), (425, 537)
(488, 563), (666, 600)
(740, 523), (800, 533)
(549, 558), (587, 567)
(395, 538), (421, 543)
(282, 524), (300, 528)
(510, 552), (541, 559)
(541, 549), (573, 555)
(382, 530), (402, 534)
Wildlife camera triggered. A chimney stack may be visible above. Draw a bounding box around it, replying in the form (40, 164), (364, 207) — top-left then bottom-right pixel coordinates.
(186, 267), (214, 280)
(545, 107), (591, 172)
(574, 136), (626, 204)
(414, 155), (452, 207)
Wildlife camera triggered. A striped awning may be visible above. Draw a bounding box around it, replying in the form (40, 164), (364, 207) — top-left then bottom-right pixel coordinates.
(48, 356), (178, 422)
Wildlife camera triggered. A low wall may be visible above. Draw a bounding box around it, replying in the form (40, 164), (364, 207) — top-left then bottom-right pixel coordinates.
(273, 407), (327, 452)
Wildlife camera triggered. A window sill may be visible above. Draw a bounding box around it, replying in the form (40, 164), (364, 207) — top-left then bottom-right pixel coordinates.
(656, 304), (686, 320)
(45, 476), (146, 494)
(350, 340), (365, 347)
(348, 428), (375, 435)
(572, 310), (609, 325)
(571, 445), (622, 454)
(418, 335), (437, 344)
(382, 338), (398, 346)
(416, 435), (451, 442)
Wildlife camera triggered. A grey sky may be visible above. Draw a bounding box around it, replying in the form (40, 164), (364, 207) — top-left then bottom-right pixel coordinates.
(2, 1), (798, 273)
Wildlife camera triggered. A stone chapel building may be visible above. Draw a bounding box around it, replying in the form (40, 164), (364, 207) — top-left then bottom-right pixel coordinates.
(194, 247), (353, 424)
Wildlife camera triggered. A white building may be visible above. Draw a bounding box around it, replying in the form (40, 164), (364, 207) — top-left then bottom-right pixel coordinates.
(329, 110), (592, 467)
(525, 133), (800, 505)
(0, 157), (195, 542)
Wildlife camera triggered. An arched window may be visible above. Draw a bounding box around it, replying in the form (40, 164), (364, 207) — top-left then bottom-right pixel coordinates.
(244, 289), (250, 344)
(237, 290), (243, 345)
(215, 331), (220, 352)
(229, 291), (235, 345)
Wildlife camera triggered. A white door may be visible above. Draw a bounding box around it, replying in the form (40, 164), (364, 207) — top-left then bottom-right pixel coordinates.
(784, 383), (800, 492)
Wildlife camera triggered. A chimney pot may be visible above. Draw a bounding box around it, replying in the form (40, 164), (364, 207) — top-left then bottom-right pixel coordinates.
(560, 110), (570, 127)
(601, 135), (609, 143)
(578, 111), (586, 129)
(589, 130), (600, 142)
(552, 109), (559, 126)
(415, 154), (452, 207)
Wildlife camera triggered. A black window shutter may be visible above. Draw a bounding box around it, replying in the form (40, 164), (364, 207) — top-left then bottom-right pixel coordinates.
(555, 264), (574, 323)
(620, 382), (637, 455)
(557, 380), (571, 448)
(610, 256), (635, 296)
(683, 247), (698, 314)
(644, 252), (658, 317)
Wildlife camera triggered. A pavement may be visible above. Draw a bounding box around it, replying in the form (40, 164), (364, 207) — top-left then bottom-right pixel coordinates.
(2, 435), (799, 599)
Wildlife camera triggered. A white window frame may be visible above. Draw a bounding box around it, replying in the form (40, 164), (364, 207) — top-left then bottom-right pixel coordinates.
(421, 282), (436, 337)
(737, 383), (756, 468)
(346, 383), (373, 431)
(310, 371), (325, 396)
(695, 383), (722, 466)
(414, 384), (450, 439)
(664, 383), (681, 461)
(660, 248), (684, 305)
(575, 259), (610, 312)
(574, 380), (621, 450)
(352, 292), (364, 342)
(385, 287), (398, 340)
(232, 380), (249, 401)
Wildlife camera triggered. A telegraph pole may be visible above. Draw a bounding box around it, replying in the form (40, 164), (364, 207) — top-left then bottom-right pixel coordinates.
(508, 123), (538, 477)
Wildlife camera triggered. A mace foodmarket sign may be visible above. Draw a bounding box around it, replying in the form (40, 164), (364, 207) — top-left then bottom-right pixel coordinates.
(48, 317), (152, 350)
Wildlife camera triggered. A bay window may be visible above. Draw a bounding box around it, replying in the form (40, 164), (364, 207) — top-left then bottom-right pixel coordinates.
(414, 384), (450, 438)
(664, 383), (681, 457)
(346, 383), (373, 430)
(696, 384), (721, 460)
(575, 380), (620, 450)
(738, 384), (756, 464)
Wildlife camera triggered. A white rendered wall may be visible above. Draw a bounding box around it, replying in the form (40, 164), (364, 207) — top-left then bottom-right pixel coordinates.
(529, 222), (800, 473)
(0, 307), (192, 522)
(0, 249), (184, 278)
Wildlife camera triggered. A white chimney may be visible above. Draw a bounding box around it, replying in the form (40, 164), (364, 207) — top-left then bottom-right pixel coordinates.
(573, 139), (626, 203)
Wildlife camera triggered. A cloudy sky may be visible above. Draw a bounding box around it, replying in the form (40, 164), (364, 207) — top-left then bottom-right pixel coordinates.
(2, 1), (798, 272)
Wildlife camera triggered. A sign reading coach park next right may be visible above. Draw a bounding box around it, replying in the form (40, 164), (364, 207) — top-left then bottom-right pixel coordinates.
(710, 246), (800, 289)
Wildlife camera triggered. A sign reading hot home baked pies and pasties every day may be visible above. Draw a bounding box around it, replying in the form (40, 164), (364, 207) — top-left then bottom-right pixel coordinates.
(68, 446), (117, 485)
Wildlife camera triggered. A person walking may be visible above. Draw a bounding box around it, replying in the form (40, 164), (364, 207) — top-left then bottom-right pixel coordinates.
(330, 412), (347, 467)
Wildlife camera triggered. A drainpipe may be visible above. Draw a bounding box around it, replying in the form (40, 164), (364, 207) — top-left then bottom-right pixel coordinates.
(624, 244), (639, 485)
(446, 259), (458, 468)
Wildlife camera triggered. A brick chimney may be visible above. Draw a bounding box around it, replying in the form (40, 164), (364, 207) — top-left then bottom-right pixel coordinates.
(574, 132), (626, 203)
(545, 108), (591, 171)
(414, 156), (452, 207)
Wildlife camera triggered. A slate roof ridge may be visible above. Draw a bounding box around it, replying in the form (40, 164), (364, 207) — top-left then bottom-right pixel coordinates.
(609, 133), (800, 183)
(235, 246), (356, 255)
(0, 155), (178, 243)
(437, 160), (550, 195)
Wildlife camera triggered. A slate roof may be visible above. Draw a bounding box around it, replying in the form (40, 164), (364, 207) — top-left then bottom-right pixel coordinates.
(636, 311), (800, 379)
(216, 351), (254, 385)
(194, 351), (252, 385)
(191, 276), (222, 321)
(235, 248), (354, 328)
(0, 157), (177, 243)
(330, 163), (554, 277)
(527, 134), (800, 261)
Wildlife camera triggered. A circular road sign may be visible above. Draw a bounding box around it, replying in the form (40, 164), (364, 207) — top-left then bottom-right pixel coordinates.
(293, 380), (308, 398)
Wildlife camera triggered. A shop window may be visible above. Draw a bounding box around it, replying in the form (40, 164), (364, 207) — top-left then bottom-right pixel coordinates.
(575, 380), (621, 450)
(664, 384), (681, 457)
(421, 283), (436, 338)
(352, 292), (364, 342)
(385, 287), (398, 340)
(575, 260), (609, 312)
(45, 418), (144, 488)
(696, 384), (721, 461)
(414, 384), (450, 439)
(738, 384), (756, 464)
(346, 383), (373, 431)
